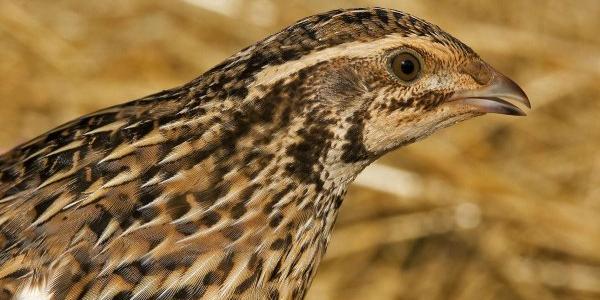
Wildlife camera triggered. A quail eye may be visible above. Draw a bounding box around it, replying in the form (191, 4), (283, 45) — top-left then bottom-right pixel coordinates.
(389, 52), (421, 82)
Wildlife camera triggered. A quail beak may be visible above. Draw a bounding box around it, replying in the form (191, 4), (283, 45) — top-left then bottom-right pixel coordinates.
(449, 72), (531, 116)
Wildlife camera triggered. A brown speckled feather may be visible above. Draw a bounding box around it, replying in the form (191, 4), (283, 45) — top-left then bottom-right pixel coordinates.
(0, 7), (528, 300)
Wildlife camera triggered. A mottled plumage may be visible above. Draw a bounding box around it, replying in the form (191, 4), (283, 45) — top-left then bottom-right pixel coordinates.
(0, 7), (529, 300)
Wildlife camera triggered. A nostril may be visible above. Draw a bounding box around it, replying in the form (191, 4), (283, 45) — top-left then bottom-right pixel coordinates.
(463, 60), (493, 85)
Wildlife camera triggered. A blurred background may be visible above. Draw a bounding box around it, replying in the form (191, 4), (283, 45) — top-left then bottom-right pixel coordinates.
(1, 0), (600, 299)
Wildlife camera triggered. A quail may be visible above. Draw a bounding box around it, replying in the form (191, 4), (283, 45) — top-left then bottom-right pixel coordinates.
(0, 7), (530, 300)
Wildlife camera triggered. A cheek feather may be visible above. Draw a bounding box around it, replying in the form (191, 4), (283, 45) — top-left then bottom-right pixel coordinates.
(422, 74), (455, 92)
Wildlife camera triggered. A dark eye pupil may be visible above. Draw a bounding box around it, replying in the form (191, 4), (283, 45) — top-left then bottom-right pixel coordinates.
(400, 59), (415, 75)
(390, 52), (421, 81)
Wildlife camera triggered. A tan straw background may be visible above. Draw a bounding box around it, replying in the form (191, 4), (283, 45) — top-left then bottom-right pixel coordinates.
(1, 1), (599, 299)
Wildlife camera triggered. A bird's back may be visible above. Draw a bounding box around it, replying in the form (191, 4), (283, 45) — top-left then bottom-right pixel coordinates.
(0, 74), (332, 299)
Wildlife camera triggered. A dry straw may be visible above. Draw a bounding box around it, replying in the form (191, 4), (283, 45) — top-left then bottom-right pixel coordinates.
(1, 1), (598, 299)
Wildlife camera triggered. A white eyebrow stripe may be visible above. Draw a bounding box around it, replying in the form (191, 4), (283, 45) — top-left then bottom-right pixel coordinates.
(251, 34), (432, 88)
